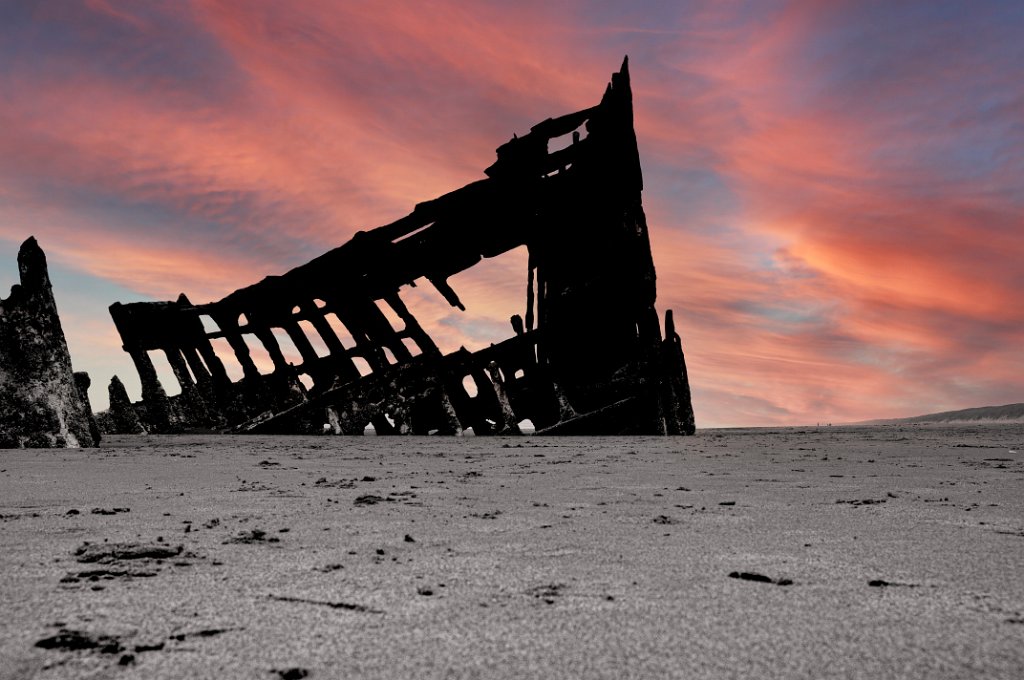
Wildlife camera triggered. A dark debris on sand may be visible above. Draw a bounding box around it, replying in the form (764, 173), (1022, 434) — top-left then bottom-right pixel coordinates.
(269, 594), (383, 614)
(224, 529), (280, 544)
(62, 567), (159, 584)
(274, 668), (310, 680)
(35, 629), (123, 654)
(354, 494), (392, 506)
(526, 583), (568, 604)
(74, 542), (182, 563)
(868, 579), (919, 588)
(728, 571), (793, 586)
(169, 627), (238, 641)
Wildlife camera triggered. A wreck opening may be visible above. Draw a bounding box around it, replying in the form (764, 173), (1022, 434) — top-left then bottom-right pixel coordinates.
(402, 337), (422, 357)
(463, 375), (479, 398)
(352, 357), (373, 377)
(209, 337), (245, 382)
(388, 244), (531, 359)
(106, 58), (695, 436)
(242, 334), (274, 375)
(297, 320), (331, 358)
(148, 350), (181, 397)
(199, 315), (219, 334)
(376, 300), (406, 333)
(392, 280), (460, 355)
(548, 123), (588, 153)
(323, 314), (355, 349)
(270, 328), (302, 366)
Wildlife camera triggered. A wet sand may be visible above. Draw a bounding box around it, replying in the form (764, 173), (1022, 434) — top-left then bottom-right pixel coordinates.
(2, 425), (1023, 679)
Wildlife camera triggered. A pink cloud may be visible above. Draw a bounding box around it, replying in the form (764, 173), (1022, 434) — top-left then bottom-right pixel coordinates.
(2, 1), (1020, 424)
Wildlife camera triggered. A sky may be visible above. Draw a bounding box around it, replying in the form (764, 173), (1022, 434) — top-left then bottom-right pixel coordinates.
(1, 0), (1021, 428)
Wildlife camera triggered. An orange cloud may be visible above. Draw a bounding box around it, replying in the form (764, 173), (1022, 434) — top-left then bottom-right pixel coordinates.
(2, 1), (1020, 424)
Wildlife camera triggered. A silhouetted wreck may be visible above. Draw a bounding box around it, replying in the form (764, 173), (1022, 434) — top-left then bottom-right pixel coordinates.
(109, 58), (695, 436)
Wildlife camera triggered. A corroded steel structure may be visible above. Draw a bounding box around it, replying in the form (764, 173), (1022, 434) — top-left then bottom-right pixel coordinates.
(109, 59), (695, 435)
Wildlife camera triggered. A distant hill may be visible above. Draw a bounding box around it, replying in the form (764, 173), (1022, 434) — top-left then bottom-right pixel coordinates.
(861, 403), (1024, 425)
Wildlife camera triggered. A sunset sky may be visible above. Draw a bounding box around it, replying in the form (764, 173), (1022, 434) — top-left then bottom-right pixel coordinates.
(1, 1), (1021, 427)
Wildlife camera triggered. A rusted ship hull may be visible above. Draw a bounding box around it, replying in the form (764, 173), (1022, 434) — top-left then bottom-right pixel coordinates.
(108, 58), (695, 436)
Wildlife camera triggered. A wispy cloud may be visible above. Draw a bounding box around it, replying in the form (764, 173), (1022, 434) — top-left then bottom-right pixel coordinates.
(1, 0), (1020, 424)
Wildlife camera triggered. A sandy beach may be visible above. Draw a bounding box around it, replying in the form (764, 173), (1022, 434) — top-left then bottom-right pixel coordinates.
(2, 425), (1023, 679)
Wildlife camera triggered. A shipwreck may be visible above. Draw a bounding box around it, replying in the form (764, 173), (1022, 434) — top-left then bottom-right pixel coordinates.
(109, 58), (695, 436)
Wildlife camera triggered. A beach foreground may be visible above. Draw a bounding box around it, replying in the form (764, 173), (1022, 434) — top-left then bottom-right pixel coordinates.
(2, 425), (1023, 679)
